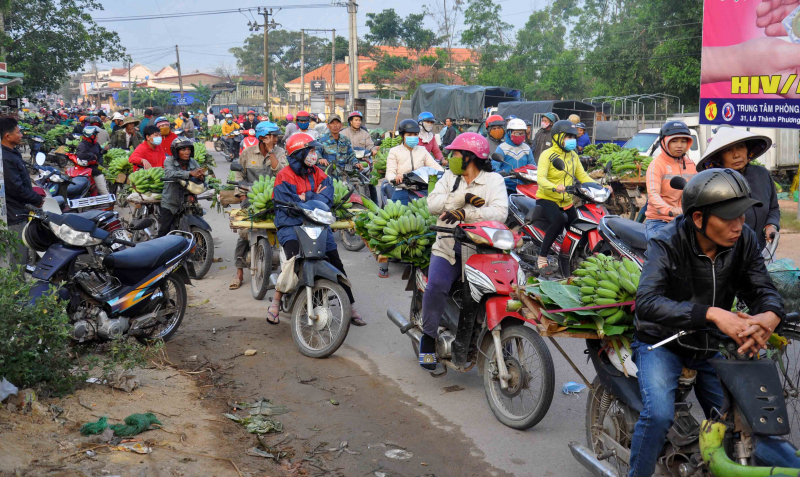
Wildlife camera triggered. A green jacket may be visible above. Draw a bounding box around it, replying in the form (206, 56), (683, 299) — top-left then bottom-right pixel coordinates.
(535, 145), (595, 208)
(162, 156), (201, 214)
(108, 129), (143, 151)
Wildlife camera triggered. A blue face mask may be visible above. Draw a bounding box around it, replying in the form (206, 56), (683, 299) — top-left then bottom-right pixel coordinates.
(564, 138), (577, 151)
(404, 136), (419, 148)
(298, 122), (309, 130)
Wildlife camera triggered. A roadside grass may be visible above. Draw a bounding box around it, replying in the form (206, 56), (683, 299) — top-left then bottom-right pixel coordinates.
(781, 209), (800, 233)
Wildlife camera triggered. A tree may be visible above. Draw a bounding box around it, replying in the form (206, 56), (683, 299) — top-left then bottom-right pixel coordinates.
(214, 62), (238, 82)
(3, 0), (126, 93)
(461, 0), (512, 59)
(423, 0), (463, 68)
(364, 9), (404, 46)
(190, 81), (212, 110)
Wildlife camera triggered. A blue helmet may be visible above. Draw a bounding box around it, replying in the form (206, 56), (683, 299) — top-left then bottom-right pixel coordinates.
(507, 115), (517, 120)
(576, 122), (586, 129)
(417, 111), (435, 123)
(255, 121), (280, 138)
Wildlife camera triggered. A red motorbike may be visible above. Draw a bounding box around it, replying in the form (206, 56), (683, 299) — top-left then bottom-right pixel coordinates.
(506, 159), (610, 278)
(387, 220), (556, 430)
(63, 152), (116, 210)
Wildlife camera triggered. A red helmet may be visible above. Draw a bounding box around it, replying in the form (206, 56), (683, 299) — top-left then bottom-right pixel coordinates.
(222, 108), (230, 114)
(485, 114), (505, 129)
(444, 132), (490, 160)
(247, 110), (255, 115)
(296, 110), (310, 119)
(286, 132), (321, 156)
(348, 111), (363, 122)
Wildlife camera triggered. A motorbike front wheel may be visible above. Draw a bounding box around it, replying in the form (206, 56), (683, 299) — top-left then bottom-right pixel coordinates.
(213, 140), (224, 152)
(188, 226), (214, 279)
(483, 324), (555, 430)
(340, 204), (367, 251)
(137, 274), (187, 343)
(291, 279), (352, 358)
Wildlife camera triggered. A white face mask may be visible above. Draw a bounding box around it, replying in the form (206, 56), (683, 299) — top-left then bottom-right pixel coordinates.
(304, 150), (319, 167)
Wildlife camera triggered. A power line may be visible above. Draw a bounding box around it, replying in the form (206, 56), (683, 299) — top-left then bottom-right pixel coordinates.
(93, 4), (339, 22)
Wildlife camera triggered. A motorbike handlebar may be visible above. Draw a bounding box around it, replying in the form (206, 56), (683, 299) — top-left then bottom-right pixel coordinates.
(112, 237), (136, 247)
(430, 225), (455, 234)
(273, 199), (293, 207)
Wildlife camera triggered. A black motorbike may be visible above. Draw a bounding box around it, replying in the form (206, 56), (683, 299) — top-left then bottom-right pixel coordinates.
(215, 130), (243, 162)
(161, 178), (215, 280)
(572, 313), (800, 477)
(273, 199), (353, 359)
(22, 204), (194, 343)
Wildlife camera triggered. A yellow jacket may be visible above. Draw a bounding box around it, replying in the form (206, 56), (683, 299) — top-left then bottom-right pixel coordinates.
(175, 117), (183, 128)
(535, 145), (595, 208)
(221, 121), (241, 136)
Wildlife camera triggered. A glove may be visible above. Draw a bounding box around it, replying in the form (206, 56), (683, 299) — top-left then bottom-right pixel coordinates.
(441, 208), (466, 224)
(76, 158), (88, 166)
(465, 193), (486, 207)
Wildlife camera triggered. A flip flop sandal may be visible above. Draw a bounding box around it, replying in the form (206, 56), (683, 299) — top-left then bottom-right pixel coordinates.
(229, 277), (243, 290)
(350, 316), (367, 326)
(266, 307), (280, 325)
(419, 334), (437, 371)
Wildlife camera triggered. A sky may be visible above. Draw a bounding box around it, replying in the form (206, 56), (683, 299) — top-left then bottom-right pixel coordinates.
(89, 0), (545, 74)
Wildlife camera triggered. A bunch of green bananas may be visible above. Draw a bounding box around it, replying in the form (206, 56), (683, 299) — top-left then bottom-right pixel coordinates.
(380, 135), (403, 150)
(129, 167), (165, 193)
(247, 175), (275, 217)
(370, 149), (389, 186)
(582, 144), (600, 159)
(641, 156), (654, 171)
(597, 148), (640, 173)
(222, 170), (236, 191)
(206, 176), (222, 191)
(333, 179), (354, 219)
(573, 254), (641, 326)
(354, 197), (434, 267)
(102, 149), (133, 181)
(194, 142), (216, 168)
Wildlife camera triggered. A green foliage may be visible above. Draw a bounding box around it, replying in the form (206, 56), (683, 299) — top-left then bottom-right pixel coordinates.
(364, 9), (405, 46)
(190, 81), (213, 111)
(118, 85), (173, 110)
(4, 0), (126, 93)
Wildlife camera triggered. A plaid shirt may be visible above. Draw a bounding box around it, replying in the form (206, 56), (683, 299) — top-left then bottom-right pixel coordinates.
(317, 133), (356, 166)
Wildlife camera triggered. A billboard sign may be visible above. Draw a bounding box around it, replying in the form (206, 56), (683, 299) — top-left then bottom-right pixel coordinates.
(700, 1), (800, 129)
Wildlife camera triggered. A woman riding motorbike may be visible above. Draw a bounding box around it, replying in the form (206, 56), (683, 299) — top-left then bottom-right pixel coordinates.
(493, 117), (536, 195)
(417, 112), (444, 163)
(75, 126), (110, 195)
(535, 120), (600, 274)
(485, 114), (506, 156)
(696, 127), (779, 250)
(269, 133), (365, 327)
(418, 132), (509, 370)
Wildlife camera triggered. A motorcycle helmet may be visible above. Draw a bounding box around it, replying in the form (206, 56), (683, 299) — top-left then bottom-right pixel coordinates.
(550, 120), (578, 148)
(506, 115), (517, 120)
(576, 122), (586, 130)
(222, 108), (230, 114)
(23, 219), (57, 253)
(317, 113), (326, 123)
(348, 111), (363, 124)
(541, 112), (558, 128)
(88, 115), (102, 126)
(507, 118), (527, 132)
(397, 118), (420, 135)
(444, 132), (490, 159)
(286, 132), (321, 156)
(286, 114), (294, 122)
(653, 120), (693, 158)
(82, 126), (99, 138)
(255, 121), (280, 138)
(170, 137), (195, 160)
(247, 110), (256, 115)
(485, 114), (505, 129)
(682, 168), (762, 235)
(417, 111), (435, 123)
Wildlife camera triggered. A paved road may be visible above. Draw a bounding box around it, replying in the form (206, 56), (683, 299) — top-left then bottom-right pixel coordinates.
(201, 149), (597, 476)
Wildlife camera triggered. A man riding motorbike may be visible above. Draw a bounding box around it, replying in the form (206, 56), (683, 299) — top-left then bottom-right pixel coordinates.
(418, 132), (508, 370)
(535, 120), (600, 274)
(316, 114), (361, 170)
(485, 114), (505, 156)
(75, 126), (110, 195)
(157, 138), (204, 238)
(242, 110), (259, 131)
(340, 111), (377, 154)
(493, 118), (536, 195)
(221, 113), (241, 159)
(230, 121), (288, 290)
(533, 112), (557, 163)
(417, 112), (444, 163)
(268, 132), (365, 326)
(629, 167), (793, 477)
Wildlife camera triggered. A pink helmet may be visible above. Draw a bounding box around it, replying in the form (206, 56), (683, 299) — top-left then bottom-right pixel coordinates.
(444, 132), (490, 159)
(286, 114), (294, 121)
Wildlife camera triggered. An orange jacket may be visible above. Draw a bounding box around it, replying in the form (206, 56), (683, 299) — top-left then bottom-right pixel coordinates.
(645, 151), (697, 222)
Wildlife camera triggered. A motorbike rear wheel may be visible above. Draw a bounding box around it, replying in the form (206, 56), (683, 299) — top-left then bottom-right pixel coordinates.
(250, 237), (273, 300)
(291, 279), (352, 358)
(189, 226), (214, 279)
(483, 324), (555, 430)
(585, 376), (635, 475)
(137, 274), (187, 343)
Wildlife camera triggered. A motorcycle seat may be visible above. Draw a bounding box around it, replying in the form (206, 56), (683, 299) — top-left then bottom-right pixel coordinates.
(509, 194), (537, 219)
(74, 209), (109, 221)
(103, 235), (186, 270)
(67, 176), (90, 198)
(606, 217), (648, 251)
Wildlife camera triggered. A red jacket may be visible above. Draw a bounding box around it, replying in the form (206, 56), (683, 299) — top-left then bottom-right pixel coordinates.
(129, 141), (166, 170)
(421, 136), (444, 161)
(157, 132), (178, 157)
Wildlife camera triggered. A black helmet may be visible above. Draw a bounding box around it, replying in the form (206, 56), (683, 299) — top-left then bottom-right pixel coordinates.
(170, 137), (195, 159)
(682, 168), (762, 230)
(398, 118), (420, 135)
(89, 115), (101, 125)
(660, 120), (691, 137)
(550, 120), (578, 149)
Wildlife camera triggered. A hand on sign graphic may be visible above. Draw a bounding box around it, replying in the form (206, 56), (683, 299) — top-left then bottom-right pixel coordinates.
(756, 0), (800, 37)
(701, 38), (800, 98)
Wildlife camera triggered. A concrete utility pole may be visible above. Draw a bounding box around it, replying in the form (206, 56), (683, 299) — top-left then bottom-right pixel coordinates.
(331, 29), (336, 113)
(347, 0), (359, 110)
(300, 30), (305, 109)
(127, 56), (132, 111)
(175, 45), (184, 106)
(250, 9), (277, 116)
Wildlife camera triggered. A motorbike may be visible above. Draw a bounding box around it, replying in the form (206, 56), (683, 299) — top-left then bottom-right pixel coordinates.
(386, 220), (557, 430)
(158, 177), (215, 280)
(325, 158), (376, 252)
(507, 157), (611, 279)
(22, 204), (194, 343)
(379, 166), (443, 208)
(62, 150), (117, 211)
(215, 130), (243, 162)
(29, 152), (115, 212)
(571, 313), (800, 477)
(272, 199), (354, 358)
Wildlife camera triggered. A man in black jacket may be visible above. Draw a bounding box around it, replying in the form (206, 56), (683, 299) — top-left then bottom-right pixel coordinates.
(440, 117), (458, 149)
(628, 168), (785, 477)
(1, 117), (42, 267)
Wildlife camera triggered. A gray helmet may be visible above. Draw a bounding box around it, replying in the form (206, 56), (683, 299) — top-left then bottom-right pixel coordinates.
(682, 168), (762, 226)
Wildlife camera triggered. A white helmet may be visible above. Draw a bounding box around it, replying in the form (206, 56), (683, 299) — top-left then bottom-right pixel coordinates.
(606, 345), (638, 377)
(507, 118), (527, 131)
(317, 113), (326, 122)
(225, 113), (233, 119)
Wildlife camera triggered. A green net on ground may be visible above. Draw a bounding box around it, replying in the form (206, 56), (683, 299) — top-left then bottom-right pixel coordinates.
(80, 413), (162, 437)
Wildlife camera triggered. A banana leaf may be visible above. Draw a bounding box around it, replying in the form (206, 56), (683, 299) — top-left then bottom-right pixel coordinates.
(537, 281), (597, 316)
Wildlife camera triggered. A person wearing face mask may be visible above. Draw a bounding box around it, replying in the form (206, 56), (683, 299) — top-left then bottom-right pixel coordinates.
(644, 121), (698, 241)
(484, 114), (506, 155)
(417, 132), (508, 370)
(221, 113), (241, 158)
(75, 126), (110, 195)
(532, 112), (557, 163)
(154, 117), (178, 157)
(230, 121), (288, 290)
(158, 138), (205, 238)
(417, 112), (444, 163)
(290, 110), (317, 140)
(493, 118), (536, 195)
(180, 111), (194, 138)
(129, 125), (167, 170)
(269, 132), (365, 326)
(111, 112), (125, 133)
(696, 128), (778, 250)
(535, 120), (601, 274)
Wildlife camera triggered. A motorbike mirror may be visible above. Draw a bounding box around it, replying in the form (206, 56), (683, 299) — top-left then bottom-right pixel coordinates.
(604, 160), (614, 174)
(669, 176), (687, 190)
(491, 152), (504, 163)
(229, 162), (243, 172)
(374, 138), (383, 146)
(129, 217), (155, 231)
(35, 152), (46, 166)
(526, 205), (543, 224)
(551, 158), (566, 171)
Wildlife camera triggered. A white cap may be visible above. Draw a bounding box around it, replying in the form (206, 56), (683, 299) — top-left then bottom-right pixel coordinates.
(111, 112), (124, 121)
(225, 113), (233, 118)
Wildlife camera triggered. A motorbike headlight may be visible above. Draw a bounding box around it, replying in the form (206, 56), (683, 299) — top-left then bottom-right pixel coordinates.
(48, 222), (102, 247)
(76, 159), (88, 166)
(354, 150), (365, 159)
(303, 208), (335, 225)
(482, 227), (516, 251)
